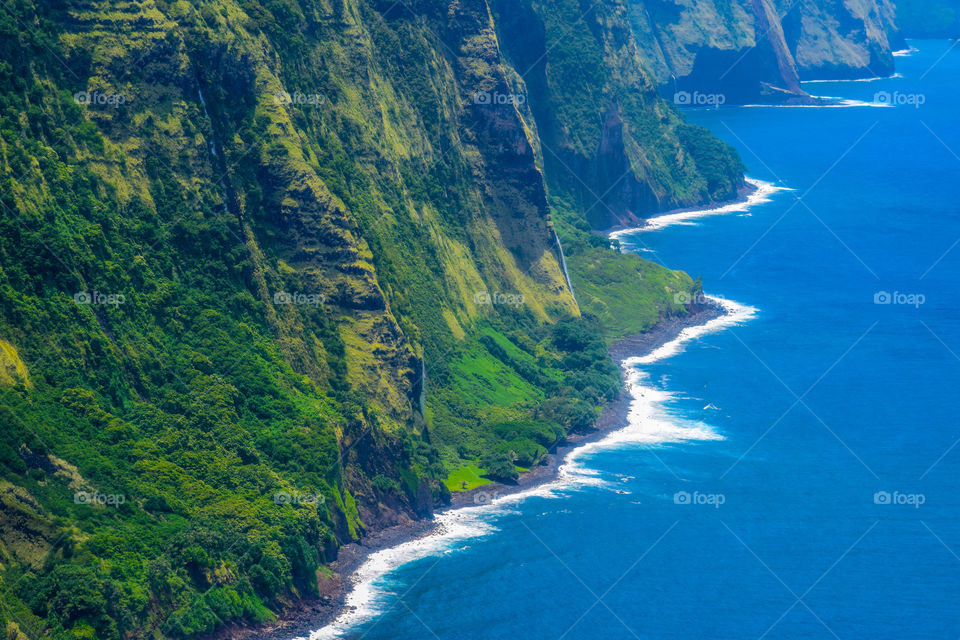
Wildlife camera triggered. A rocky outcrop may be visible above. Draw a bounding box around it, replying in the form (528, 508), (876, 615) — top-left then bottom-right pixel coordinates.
(492, 0), (745, 229)
(784, 0), (904, 80)
(623, 0), (903, 103)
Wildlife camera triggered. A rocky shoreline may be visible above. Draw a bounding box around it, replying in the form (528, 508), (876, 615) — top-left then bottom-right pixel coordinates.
(604, 178), (758, 237)
(208, 301), (725, 640)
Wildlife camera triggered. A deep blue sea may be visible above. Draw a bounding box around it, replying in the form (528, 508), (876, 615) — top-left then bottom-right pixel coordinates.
(308, 40), (960, 640)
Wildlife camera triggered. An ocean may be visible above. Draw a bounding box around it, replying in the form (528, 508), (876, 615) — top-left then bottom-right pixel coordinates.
(302, 39), (960, 640)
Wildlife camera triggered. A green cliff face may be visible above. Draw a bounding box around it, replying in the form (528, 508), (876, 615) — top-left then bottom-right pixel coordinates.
(784, 0), (903, 80)
(492, 0), (745, 230)
(624, 0), (902, 102)
(0, 0), (740, 637)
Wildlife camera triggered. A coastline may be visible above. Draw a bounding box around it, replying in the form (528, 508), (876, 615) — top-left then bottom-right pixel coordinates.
(607, 177), (790, 238)
(604, 178), (757, 238)
(210, 172), (785, 640)
(211, 171), (784, 640)
(449, 301), (725, 509)
(214, 302), (727, 640)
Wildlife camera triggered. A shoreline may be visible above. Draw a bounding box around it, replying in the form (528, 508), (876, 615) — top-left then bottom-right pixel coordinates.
(227, 302), (727, 640)
(207, 169), (785, 640)
(607, 177), (790, 238)
(603, 178), (758, 238)
(209, 172), (782, 640)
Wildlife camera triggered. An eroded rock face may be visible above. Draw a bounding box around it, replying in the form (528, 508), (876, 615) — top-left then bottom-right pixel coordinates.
(784, 0), (903, 80)
(623, 0), (902, 103)
(491, 0), (745, 229)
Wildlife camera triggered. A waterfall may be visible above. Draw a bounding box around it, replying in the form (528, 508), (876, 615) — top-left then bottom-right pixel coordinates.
(196, 85), (243, 222)
(197, 87), (218, 158)
(553, 228), (578, 310)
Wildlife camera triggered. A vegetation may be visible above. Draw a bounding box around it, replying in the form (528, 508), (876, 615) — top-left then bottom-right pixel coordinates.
(0, 0), (741, 637)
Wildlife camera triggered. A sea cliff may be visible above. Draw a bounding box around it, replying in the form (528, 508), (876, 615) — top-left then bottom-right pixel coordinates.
(0, 0), (906, 638)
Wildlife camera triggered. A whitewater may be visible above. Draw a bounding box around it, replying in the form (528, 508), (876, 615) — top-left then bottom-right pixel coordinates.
(303, 192), (770, 639)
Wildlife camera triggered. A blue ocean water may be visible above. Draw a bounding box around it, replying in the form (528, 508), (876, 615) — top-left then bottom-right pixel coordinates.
(312, 40), (960, 640)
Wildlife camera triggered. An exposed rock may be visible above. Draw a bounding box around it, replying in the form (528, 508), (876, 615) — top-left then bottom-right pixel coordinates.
(622, 0), (902, 103)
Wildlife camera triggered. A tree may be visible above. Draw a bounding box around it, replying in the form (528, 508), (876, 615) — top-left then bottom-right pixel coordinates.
(481, 451), (518, 483)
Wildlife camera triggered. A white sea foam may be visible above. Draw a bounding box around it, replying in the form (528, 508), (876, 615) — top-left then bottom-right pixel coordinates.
(303, 296), (755, 639)
(304, 505), (501, 640)
(307, 184), (770, 639)
(893, 47), (918, 57)
(305, 443), (612, 638)
(742, 97), (893, 108)
(609, 177), (790, 238)
(802, 72), (903, 83)
(305, 467), (605, 638)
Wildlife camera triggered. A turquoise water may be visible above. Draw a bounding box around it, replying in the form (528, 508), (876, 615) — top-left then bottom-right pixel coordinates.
(310, 40), (960, 640)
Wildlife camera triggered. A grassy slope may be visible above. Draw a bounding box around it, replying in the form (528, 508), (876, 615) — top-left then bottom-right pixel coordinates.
(0, 0), (742, 638)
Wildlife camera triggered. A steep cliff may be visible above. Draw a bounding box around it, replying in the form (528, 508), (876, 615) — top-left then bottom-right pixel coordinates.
(0, 0), (733, 637)
(492, 0), (745, 229)
(624, 0), (903, 103)
(784, 0), (904, 79)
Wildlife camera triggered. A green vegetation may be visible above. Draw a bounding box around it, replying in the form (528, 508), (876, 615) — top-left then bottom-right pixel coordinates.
(0, 0), (741, 637)
(442, 465), (492, 492)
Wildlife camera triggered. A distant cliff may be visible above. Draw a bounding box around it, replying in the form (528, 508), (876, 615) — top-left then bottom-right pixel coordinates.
(625, 0), (904, 103)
